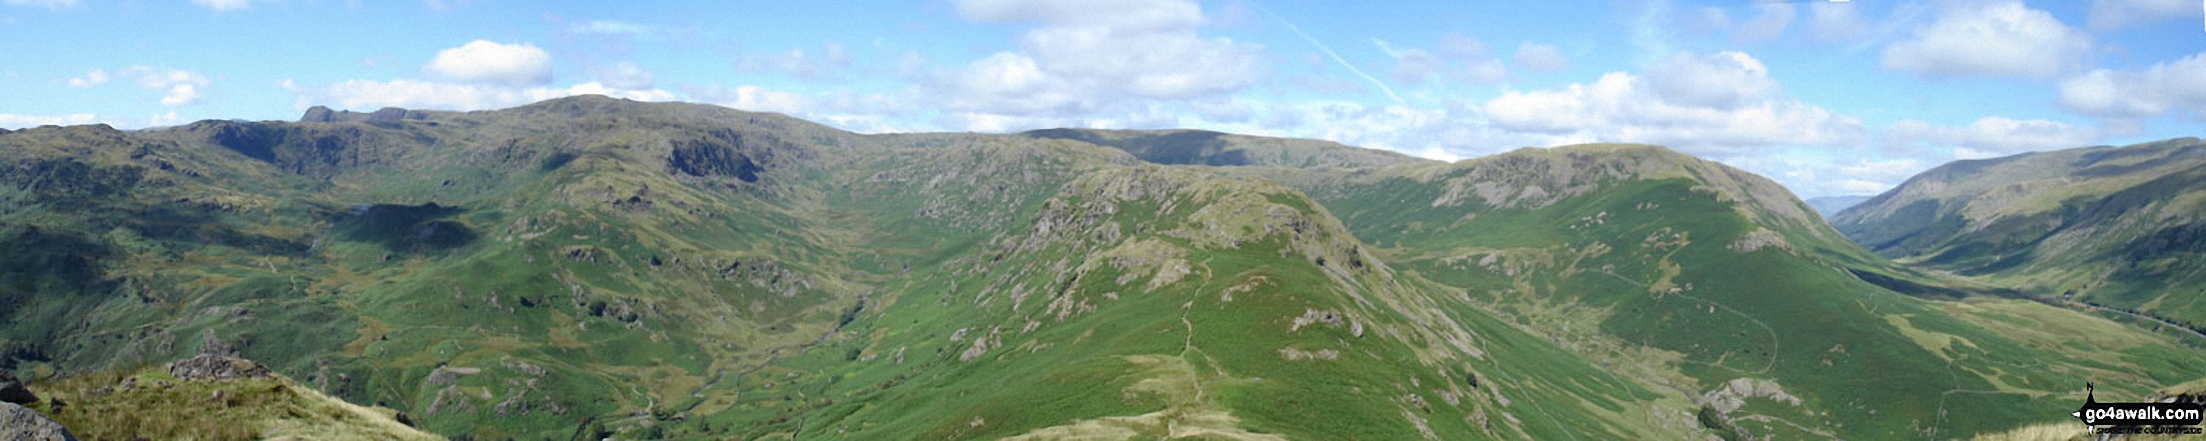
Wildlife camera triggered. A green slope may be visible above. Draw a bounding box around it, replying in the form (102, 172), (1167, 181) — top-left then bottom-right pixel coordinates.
(0, 96), (2197, 440)
(686, 161), (1700, 439)
(1248, 143), (2206, 439)
(1833, 138), (2206, 326)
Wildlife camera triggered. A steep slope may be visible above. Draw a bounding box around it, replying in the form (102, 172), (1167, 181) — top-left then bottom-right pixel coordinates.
(1833, 138), (2206, 325)
(1245, 144), (2206, 439)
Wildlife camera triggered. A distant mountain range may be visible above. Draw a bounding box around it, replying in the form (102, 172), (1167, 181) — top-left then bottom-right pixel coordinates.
(0, 96), (2197, 439)
(1804, 195), (1870, 217)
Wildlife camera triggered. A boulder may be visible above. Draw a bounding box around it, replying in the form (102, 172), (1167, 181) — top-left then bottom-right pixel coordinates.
(0, 372), (35, 405)
(0, 402), (77, 441)
(168, 354), (271, 381)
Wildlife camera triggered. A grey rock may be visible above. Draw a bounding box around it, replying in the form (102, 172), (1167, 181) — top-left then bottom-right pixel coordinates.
(0, 402), (77, 441)
(367, 107), (412, 122)
(168, 354), (271, 381)
(198, 328), (238, 357)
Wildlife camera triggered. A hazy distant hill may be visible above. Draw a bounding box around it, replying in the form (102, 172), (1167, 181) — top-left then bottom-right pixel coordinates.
(1833, 138), (2206, 326)
(0, 96), (2197, 439)
(1805, 195), (1870, 217)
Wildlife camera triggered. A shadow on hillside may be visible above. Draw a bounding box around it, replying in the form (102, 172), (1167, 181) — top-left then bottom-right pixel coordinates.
(1848, 268), (2028, 301)
(333, 203), (478, 253)
(0, 224), (113, 307)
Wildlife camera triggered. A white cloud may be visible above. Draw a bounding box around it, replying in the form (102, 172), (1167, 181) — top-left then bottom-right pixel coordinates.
(824, 41), (851, 67)
(148, 111), (188, 127)
(955, 0), (1200, 30)
(1191, 99), (1569, 163)
(1880, 1), (2089, 79)
(1464, 59), (1508, 84)
(896, 52), (928, 76)
(159, 84), (201, 106)
(288, 79), (522, 110)
(545, 82), (678, 103)
(1017, 20), (1261, 98)
(1481, 51), (1863, 156)
(1642, 51), (1779, 110)
(189, 0), (254, 11)
(593, 61), (654, 90)
(691, 84), (811, 115)
(1434, 32), (1488, 60)
(98, 66), (211, 106)
(1884, 117), (2103, 156)
(2086, 0), (2201, 30)
(1805, 2), (1871, 42)
(1838, 158), (1922, 177)
(1953, 147), (2000, 160)
(1695, 7), (1733, 33)
(2, 0), (75, 9)
(422, 0), (467, 11)
(936, 52), (1085, 116)
(1378, 34), (1508, 85)
(1733, 3), (1798, 43)
(1721, 150), (1934, 198)
(0, 113), (97, 129)
(927, 0), (1262, 131)
(1836, 179), (1891, 194)
(284, 78), (675, 111)
(738, 42), (857, 79)
(2056, 52), (2206, 119)
(66, 69), (107, 87)
(423, 40), (553, 86)
(571, 19), (656, 37)
(1374, 39), (1441, 86)
(1513, 42), (1570, 73)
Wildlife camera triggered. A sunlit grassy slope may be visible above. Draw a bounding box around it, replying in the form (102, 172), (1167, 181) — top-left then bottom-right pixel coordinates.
(29, 358), (438, 440)
(0, 95), (2198, 439)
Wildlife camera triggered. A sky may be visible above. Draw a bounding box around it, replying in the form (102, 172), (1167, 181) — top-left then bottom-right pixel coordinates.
(2, 0), (2203, 198)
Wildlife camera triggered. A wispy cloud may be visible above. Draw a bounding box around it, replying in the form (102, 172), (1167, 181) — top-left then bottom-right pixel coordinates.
(1249, 1), (1401, 103)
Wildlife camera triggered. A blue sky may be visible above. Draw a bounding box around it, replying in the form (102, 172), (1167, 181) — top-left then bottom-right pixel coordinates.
(2, 0), (2203, 198)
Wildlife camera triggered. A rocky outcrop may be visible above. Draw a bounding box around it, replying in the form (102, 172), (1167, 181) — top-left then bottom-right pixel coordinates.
(0, 402), (77, 441)
(299, 106), (432, 123)
(168, 354), (271, 381)
(0, 372), (34, 405)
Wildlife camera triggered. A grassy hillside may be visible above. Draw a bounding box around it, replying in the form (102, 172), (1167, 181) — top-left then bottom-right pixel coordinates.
(1833, 138), (2206, 326)
(27, 355), (437, 440)
(0, 95), (2197, 439)
(1249, 143), (2206, 439)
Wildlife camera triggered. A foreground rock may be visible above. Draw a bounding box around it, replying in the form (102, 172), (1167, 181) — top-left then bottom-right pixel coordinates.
(0, 372), (35, 404)
(0, 402), (77, 441)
